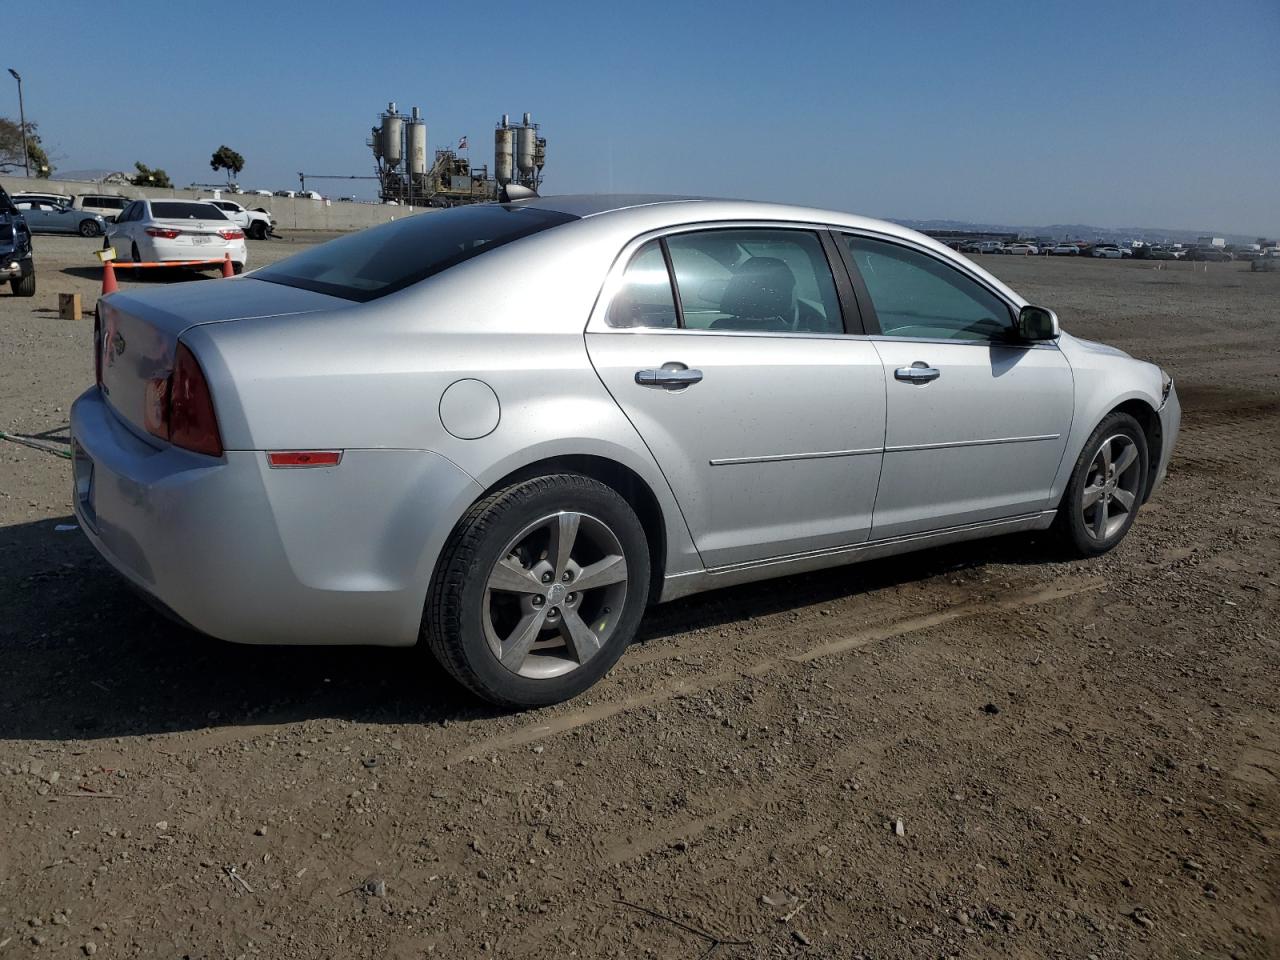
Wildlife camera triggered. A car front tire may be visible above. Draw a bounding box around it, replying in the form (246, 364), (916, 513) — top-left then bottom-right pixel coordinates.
(424, 474), (651, 709)
(1054, 412), (1149, 557)
(10, 268), (35, 297)
(78, 219), (102, 238)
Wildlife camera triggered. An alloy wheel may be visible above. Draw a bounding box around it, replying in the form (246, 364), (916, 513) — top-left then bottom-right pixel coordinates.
(1080, 434), (1142, 541)
(482, 511), (629, 679)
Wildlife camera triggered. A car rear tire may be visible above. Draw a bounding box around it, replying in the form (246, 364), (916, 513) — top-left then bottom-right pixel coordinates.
(1054, 412), (1149, 557)
(424, 474), (650, 709)
(78, 219), (102, 238)
(10, 269), (35, 297)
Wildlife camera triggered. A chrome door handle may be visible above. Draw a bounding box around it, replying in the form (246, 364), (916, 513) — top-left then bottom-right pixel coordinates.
(894, 362), (940, 383)
(635, 365), (704, 389)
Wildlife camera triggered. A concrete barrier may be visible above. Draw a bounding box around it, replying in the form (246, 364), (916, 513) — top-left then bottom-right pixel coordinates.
(0, 173), (431, 233)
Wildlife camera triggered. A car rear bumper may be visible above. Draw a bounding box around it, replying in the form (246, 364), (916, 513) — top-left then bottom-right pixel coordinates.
(70, 387), (482, 646)
(141, 236), (248, 265)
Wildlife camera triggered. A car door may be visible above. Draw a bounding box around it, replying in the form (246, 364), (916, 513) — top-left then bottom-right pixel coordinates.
(586, 226), (886, 570)
(15, 200), (56, 233)
(108, 202), (139, 250)
(837, 232), (1074, 540)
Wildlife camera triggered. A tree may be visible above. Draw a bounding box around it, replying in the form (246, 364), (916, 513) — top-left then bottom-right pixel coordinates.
(131, 162), (172, 189)
(0, 117), (54, 176)
(210, 145), (245, 183)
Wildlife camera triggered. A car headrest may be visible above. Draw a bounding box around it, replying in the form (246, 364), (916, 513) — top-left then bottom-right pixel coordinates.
(719, 256), (796, 321)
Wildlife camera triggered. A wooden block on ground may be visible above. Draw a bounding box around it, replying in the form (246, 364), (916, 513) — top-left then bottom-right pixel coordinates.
(58, 293), (83, 321)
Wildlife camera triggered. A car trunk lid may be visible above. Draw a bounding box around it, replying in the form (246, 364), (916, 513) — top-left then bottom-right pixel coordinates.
(97, 278), (345, 441)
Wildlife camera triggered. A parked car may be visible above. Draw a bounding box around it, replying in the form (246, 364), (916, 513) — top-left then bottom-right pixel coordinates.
(103, 199), (246, 271)
(248, 189), (273, 197)
(1187, 247), (1232, 262)
(74, 194), (130, 222)
(1147, 247), (1182, 261)
(0, 186), (35, 296)
(1049, 243), (1080, 256)
(71, 195), (1180, 708)
(961, 240), (1004, 254)
(11, 195), (107, 237)
(1091, 245), (1123, 259)
(1006, 243), (1038, 256)
(200, 198), (275, 239)
(273, 190), (296, 198)
(297, 190), (323, 201)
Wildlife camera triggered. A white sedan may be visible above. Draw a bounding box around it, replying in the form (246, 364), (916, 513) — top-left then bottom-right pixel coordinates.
(105, 200), (247, 273)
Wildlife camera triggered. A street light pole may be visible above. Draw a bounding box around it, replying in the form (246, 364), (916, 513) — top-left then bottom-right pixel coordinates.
(7, 68), (28, 178)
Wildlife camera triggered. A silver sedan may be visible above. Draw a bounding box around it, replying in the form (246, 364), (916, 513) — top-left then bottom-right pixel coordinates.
(70, 195), (1180, 707)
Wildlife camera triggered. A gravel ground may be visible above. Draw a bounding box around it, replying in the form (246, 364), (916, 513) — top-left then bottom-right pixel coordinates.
(1, 236), (1278, 958)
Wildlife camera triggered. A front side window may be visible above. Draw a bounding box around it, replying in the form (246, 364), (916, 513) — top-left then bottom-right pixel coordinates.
(843, 235), (1012, 341)
(606, 240), (677, 328)
(666, 229), (842, 334)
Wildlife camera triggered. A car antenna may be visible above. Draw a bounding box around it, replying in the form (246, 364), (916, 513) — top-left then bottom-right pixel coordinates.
(499, 183), (538, 203)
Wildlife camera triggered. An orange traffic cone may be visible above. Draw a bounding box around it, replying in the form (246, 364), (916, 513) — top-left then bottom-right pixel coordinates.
(102, 260), (118, 295)
(221, 253), (235, 278)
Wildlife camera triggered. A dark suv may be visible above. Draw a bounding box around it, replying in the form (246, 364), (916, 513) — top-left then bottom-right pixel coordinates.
(0, 185), (35, 296)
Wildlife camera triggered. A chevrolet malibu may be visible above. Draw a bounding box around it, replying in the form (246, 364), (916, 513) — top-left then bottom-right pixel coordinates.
(70, 195), (1180, 707)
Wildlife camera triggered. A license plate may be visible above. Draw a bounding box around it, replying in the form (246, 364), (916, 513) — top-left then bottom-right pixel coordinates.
(190, 235), (210, 245)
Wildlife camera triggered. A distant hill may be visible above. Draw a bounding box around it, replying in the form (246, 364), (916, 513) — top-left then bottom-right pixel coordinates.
(889, 217), (1266, 246)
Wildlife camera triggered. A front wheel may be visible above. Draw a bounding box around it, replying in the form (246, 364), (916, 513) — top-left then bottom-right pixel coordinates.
(1054, 412), (1149, 557)
(248, 221), (267, 240)
(425, 474), (650, 708)
(10, 268), (35, 297)
(78, 219), (102, 238)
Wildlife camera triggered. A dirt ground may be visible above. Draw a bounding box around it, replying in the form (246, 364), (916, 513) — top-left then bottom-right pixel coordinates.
(1, 235), (1278, 959)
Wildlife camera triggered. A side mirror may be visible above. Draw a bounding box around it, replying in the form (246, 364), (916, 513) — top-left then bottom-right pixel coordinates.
(1016, 304), (1059, 341)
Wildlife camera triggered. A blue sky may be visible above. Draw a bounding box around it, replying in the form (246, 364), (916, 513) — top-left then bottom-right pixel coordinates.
(11, 1), (1280, 234)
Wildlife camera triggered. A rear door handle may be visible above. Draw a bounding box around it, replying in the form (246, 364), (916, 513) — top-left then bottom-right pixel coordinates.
(894, 361), (940, 384)
(635, 364), (703, 389)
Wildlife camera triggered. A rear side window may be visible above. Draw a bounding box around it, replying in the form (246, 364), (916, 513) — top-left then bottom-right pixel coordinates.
(253, 204), (577, 302)
(151, 202), (228, 220)
(843, 235), (1012, 341)
(607, 241), (678, 328)
(666, 229), (842, 333)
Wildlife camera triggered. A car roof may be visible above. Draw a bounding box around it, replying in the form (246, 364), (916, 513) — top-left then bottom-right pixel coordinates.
(513, 193), (932, 243)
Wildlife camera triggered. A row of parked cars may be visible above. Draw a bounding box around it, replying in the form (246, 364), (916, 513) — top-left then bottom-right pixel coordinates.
(6, 191), (276, 240)
(955, 239), (1131, 257)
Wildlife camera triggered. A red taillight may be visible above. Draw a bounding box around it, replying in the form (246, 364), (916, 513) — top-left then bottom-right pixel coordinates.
(218, 229), (244, 241)
(267, 451), (343, 468)
(142, 343), (223, 457)
(170, 343), (223, 456)
(146, 227), (181, 239)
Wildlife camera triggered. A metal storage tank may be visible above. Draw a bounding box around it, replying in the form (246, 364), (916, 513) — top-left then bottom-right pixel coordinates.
(494, 121), (514, 185)
(408, 108), (427, 176)
(381, 104), (403, 168)
(516, 121), (536, 174)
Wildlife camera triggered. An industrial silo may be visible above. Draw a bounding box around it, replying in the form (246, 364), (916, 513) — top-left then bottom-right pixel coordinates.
(516, 113), (537, 175)
(381, 103), (403, 168)
(494, 115), (514, 186)
(408, 106), (427, 177)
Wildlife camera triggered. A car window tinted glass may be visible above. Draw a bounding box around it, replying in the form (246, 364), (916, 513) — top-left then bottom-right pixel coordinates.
(843, 235), (1012, 340)
(607, 240), (677, 328)
(253, 204), (578, 303)
(666, 229), (841, 333)
(151, 202), (228, 220)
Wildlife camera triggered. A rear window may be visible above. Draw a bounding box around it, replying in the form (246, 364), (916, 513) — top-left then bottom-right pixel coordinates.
(151, 202), (228, 221)
(253, 204), (578, 302)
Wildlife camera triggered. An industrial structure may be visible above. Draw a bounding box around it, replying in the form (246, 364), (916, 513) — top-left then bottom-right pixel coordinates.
(369, 104), (546, 206)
